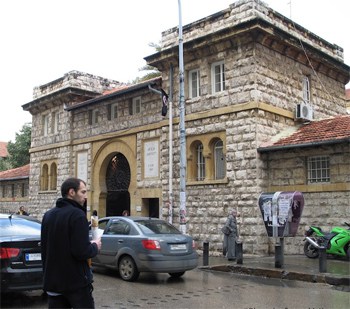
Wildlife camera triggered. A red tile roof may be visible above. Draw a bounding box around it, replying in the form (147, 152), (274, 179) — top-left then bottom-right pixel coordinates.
(258, 115), (350, 152)
(103, 84), (130, 95)
(0, 142), (8, 158)
(0, 164), (30, 180)
(102, 77), (162, 96)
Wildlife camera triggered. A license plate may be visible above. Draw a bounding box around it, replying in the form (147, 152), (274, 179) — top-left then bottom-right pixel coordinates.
(25, 253), (41, 261)
(170, 244), (187, 250)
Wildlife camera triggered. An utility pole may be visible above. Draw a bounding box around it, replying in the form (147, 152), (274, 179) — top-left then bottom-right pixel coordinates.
(178, 0), (187, 234)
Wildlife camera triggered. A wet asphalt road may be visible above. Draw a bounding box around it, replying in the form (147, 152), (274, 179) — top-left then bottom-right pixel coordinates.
(1, 266), (349, 308)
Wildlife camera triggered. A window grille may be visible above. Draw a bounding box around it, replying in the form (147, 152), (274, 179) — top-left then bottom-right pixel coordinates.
(106, 153), (131, 191)
(307, 156), (330, 183)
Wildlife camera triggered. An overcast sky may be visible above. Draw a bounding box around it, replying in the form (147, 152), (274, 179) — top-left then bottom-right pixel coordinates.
(1, 0), (349, 142)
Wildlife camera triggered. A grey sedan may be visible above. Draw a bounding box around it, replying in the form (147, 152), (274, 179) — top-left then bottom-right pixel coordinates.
(90, 216), (198, 281)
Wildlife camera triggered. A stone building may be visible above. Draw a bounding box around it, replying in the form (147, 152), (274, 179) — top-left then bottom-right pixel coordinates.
(0, 164), (30, 214)
(21, 0), (349, 255)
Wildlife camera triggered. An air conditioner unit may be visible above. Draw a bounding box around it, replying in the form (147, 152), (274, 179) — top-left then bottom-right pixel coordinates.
(295, 102), (313, 121)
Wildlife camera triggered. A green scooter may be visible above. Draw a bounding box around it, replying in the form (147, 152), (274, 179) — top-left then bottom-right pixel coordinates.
(304, 222), (350, 259)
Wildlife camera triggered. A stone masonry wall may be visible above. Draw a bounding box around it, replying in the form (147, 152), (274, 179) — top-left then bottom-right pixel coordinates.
(28, 145), (75, 220)
(33, 70), (120, 99)
(259, 143), (350, 254)
(159, 110), (287, 256)
(161, 0), (344, 63)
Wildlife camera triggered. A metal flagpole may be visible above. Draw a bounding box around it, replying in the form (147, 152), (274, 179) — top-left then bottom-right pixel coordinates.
(178, 0), (187, 234)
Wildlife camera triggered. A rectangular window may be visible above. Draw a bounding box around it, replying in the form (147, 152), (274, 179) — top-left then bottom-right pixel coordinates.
(52, 111), (59, 134)
(130, 97), (141, 115)
(108, 103), (118, 121)
(189, 69), (200, 98)
(111, 103), (118, 119)
(308, 156), (330, 183)
(302, 75), (311, 104)
(11, 184), (15, 198)
(211, 61), (225, 93)
(92, 110), (99, 125)
(43, 114), (49, 136)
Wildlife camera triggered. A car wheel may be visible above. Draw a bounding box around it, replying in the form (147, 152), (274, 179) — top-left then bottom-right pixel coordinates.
(168, 271), (185, 278)
(118, 255), (140, 282)
(303, 241), (319, 258)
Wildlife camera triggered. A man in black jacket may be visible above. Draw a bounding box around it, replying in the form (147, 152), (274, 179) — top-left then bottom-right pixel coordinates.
(41, 177), (101, 308)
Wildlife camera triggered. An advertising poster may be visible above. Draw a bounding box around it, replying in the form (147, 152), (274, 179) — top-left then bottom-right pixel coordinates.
(258, 191), (304, 237)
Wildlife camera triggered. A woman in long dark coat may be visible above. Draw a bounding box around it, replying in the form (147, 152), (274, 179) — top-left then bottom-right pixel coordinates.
(223, 209), (238, 261)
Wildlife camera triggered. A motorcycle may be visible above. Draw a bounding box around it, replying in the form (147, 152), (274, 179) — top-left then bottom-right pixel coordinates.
(303, 222), (350, 259)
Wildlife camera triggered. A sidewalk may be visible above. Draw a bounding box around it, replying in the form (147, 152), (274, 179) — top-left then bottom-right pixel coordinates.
(198, 254), (350, 287)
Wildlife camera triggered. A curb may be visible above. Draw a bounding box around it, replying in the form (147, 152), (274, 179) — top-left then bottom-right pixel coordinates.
(198, 265), (350, 287)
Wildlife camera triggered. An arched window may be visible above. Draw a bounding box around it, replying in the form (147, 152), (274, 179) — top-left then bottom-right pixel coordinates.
(196, 143), (205, 181)
(214, 140), (225, 179)
(50, 162), (57, 190)
(41, 164), (49, 191)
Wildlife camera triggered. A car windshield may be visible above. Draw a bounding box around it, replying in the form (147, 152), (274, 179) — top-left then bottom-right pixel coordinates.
(135, 220), (181, 235)
(0, 217), (41, 237)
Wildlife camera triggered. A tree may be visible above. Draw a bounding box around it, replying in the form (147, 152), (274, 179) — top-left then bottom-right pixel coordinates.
(0, 157), (11, 171)
(133, 42), (162, 83)
(7, 123), (32, 168)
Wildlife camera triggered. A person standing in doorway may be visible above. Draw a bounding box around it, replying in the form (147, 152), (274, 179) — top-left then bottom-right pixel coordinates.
(222, 209), (239, 261)
(41, 177), (101, 308)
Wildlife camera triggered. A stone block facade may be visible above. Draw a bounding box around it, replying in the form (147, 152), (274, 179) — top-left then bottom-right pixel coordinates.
(19, 0), (349, 256)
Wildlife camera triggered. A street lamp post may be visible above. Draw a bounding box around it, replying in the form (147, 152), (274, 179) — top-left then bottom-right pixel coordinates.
(178, 0), (187, 234)
(168, 65), (173, 224)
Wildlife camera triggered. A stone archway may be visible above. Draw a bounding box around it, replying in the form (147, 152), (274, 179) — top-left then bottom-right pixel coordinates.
(105, 153), (131, 216)
(91, 136), (136, 218)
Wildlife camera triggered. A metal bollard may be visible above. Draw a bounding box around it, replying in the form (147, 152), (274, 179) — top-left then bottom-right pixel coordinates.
(203, 241), (209, 266)
(236, 240), (243, 264)
(275, 239), (284, 268)
(306, 237), (327, 273)
(318, 246), (327, 273)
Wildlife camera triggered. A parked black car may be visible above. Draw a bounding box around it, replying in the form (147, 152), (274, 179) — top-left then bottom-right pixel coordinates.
(0, 214), (43, 293)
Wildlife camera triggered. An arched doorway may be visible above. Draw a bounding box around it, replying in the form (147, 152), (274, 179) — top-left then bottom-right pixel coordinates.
(105, 153), (131, 216)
